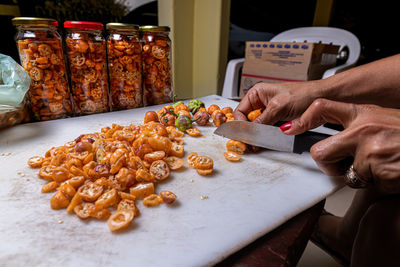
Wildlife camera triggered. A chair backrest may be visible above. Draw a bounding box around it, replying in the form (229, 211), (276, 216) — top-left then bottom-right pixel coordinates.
(270, 26), (361, 78)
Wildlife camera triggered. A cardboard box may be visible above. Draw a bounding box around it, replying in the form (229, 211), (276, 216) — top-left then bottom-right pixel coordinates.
(239, 41), (339, 97)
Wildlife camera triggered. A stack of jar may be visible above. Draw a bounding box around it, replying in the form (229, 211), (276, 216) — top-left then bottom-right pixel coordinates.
(12, 17), (173, 121)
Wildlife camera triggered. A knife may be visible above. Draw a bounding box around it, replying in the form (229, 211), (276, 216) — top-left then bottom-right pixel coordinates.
(214, 120), (331, 154)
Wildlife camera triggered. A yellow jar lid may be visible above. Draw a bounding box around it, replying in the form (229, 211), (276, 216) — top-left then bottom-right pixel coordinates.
(140, 25), (170, 32)
(12, 17), (58, 27)
(106, 23), (139, 31)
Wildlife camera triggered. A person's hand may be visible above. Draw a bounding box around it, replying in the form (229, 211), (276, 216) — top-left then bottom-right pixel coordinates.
(281, 98), (400, 194)
(233, 81), (320, 125)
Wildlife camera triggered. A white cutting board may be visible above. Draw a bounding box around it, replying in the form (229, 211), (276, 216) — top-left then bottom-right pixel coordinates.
(0, 95), (342, 267)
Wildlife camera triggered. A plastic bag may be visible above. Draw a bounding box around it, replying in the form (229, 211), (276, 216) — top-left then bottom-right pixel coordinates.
(0, 54), (30, 129)
(0, 54), (30, 107)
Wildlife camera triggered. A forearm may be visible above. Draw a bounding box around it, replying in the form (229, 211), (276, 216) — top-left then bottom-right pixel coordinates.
(316, 54), (400, 108)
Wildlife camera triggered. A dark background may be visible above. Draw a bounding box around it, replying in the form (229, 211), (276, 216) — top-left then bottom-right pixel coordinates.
(1, 0), (399, 67)
(228, 0), (399, 65)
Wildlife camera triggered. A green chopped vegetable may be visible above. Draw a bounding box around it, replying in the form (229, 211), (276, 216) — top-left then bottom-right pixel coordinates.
(175, 115), (192, 132)
(175, 114), (199, 132)
(172, 101), (184, 108)
(188, 99), (205, 114)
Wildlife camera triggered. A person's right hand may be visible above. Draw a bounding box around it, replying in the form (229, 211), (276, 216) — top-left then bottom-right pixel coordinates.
(233, 81), (320, 125)
(282, 99), (400, 194)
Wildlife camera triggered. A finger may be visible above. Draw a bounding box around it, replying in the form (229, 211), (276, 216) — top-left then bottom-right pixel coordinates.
(253, 97), (282, 125)
(233, 85), (265, 121)
(283, 99), (356, 135)
(353, 136), (400, 192)
(310, 128), (358, 176)
(233, 108), (248, 121)
(351, 154), (373, 186)
(314, 156), (353, 177)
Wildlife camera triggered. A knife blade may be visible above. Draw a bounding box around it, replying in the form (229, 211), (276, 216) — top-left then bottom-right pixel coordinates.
(214, 120), (331, 154)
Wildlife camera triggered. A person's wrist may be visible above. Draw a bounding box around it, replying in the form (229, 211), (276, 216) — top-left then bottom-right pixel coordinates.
(304, 80), (327, 103)
(309, 78), (337, 101)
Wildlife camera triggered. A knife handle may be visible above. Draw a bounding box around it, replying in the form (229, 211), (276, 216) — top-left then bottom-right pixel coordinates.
(293, 131), (331, 154)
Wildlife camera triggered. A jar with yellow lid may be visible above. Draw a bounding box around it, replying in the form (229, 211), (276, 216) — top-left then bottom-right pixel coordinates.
(64, 21), (110, 115)
(140, 26), (173, 106)
(12, 17), (73, 121)
(106, 23), (143, 110)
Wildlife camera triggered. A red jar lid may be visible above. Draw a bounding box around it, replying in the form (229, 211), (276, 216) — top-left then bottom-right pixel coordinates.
(64, 21), (103, 30)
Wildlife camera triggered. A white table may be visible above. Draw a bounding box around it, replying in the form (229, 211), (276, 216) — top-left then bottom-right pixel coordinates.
(0, 95), (342, 267)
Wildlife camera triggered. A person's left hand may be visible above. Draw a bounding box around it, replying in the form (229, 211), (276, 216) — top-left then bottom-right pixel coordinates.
(281, 98), (400, 194)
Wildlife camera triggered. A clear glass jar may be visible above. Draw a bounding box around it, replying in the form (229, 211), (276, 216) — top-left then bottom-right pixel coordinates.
(106, 23), (143, 110)
(0, 105), (27, 130)
(64, 21), (110, 115)
(140, 26), (173, 106)
(12, 17), (73, 121)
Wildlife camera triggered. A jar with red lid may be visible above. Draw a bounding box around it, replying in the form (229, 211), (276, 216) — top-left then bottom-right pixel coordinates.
(140, 26), (173, 106)
(106, 23), (143, 110)
(12, 17), (73, 121)
(64, 21), (110, 115)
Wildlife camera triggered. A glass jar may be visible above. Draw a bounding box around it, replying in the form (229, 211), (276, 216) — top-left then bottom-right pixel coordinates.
(106, 23), (143, 110)
(64, 21), (110, 115)
(140, 26), (173, 106)
(0, 105), (27, 130)
(12, 17), (73, 121)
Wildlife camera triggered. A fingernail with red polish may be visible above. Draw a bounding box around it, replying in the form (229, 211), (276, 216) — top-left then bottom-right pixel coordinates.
(280, 122), (292, 132)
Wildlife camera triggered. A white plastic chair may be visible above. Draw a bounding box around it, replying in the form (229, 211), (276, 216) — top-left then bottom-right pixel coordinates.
(222, 26), (361, 99)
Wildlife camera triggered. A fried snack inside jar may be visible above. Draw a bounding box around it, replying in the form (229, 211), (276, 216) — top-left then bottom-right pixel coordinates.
(107, 23), (143, 111)
(64, 21), (110, 115)
(12, 17), (72, 121)
(140, 26), (172, 106)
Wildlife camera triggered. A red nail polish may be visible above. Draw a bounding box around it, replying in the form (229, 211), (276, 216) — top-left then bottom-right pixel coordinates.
(280, 122), (292, 132)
